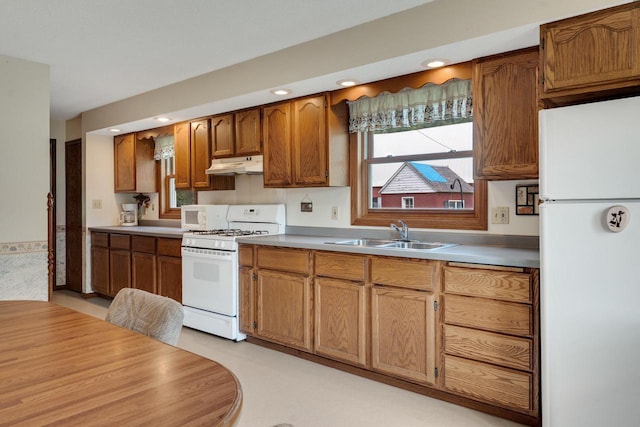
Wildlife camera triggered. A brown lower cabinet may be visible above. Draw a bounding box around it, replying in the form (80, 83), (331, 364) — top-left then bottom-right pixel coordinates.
(239, 244), (540, 426)
(90, 231), (182, 302)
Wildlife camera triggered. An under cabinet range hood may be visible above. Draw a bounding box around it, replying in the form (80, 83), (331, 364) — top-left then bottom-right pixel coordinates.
(205, 155), (263, 175)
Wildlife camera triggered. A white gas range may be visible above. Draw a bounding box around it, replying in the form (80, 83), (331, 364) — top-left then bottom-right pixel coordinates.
(181, 204), (285, 340)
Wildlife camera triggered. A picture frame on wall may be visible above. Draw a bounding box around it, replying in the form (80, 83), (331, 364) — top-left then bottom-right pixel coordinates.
(516, 184), (539, 215)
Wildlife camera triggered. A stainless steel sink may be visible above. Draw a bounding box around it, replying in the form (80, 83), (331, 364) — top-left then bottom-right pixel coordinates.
(378, 241), (457, 250)
(326, 239), (396, 247)
(325, 239), (456, 250)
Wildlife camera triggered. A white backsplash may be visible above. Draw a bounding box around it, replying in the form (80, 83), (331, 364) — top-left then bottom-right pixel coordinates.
(197, 175), (540, 236)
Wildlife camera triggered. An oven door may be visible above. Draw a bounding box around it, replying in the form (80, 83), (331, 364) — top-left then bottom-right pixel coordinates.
(181, 247), (237, 316)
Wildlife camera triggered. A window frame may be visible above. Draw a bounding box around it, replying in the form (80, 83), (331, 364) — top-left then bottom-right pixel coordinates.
(159, 156), (181, 219)
(334, 61), (487, 231)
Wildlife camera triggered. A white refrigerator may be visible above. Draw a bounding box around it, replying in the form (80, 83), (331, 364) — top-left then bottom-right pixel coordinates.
(539, 96), (640, 427)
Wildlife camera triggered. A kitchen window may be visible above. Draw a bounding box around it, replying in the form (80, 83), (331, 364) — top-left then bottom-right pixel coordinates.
(347, 74), (487, 230)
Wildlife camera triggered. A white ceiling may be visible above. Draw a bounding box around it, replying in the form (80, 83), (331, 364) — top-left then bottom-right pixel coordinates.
(0, 0), (436, 121)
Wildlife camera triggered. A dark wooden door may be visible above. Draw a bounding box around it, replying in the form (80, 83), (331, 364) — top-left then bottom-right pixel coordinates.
(65, 139), (83, 292)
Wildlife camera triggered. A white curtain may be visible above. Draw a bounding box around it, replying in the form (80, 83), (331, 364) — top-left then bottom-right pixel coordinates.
(348, 78), (472, 133)
(153, 135), (175, 160)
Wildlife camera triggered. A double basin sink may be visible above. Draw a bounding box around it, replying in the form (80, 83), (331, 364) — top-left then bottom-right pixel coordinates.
(326, 239), (457, 251)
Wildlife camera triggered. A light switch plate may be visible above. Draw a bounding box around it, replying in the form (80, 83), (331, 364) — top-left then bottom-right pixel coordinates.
(491, 206), (509, 224)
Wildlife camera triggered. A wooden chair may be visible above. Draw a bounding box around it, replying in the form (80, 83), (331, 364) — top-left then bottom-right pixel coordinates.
(106, 288), (184, 345)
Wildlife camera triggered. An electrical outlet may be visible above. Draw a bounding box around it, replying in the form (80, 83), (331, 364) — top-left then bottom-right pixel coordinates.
(91, 199), (102, 209)
(331, 206), (339, 220)
(491, 206), (509, 224)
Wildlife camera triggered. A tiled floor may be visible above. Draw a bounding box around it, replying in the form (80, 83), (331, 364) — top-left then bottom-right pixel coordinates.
(52, 290), (525, 427)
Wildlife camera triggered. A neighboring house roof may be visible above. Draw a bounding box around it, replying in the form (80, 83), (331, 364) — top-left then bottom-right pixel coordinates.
(379, 162), (474, 194)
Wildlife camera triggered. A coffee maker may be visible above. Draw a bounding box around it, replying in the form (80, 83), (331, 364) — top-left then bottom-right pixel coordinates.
(119, 203), (138, 226)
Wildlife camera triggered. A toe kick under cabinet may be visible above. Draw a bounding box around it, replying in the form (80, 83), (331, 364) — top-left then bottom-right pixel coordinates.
(442, 262), (539, 417)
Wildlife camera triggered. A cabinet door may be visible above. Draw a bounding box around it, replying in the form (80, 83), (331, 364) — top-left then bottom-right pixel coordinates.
(134, 137), (157, 193)
(173, 121), (191, 189)
(235, 108), (262, 156)
(190, 119), (211, 189)
(114, 133), (135, 192)
(263, 102), (293, 187)
(371, 286), (436, 385)
(256, 269), (312, 351)
(157, 255), (182, 303)
(292, 95), (328, 186)
(109, 249), (131, 297)
(541, 3), (640, 94)
(473, 48), (539, 179)
(211, 113), (235, 158)
(239, 266), (254, 334)
(132, 252), (157, 294)
(315, 277), (367, 367)
(90, 246), (110, 295)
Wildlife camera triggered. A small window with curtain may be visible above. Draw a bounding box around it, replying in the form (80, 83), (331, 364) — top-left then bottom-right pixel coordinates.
(154, 134), (195, 218)
(348, 76), (487, 230)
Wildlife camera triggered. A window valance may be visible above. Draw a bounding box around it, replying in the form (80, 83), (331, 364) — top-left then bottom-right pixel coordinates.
(153, 135), (175, 160)
(347, 78), (472, 133)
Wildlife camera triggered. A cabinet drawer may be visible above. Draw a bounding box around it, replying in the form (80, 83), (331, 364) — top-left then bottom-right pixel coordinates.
(92, 232), (109, 248)
(444, 266), (532, 303)
(238, 245), (254, 266)
(444, 355), (532, 413)
(371, 256), (436, 291)
(132, 235), (156, 254)
(109, 234), (130, 250)
(157, 238), (181, 257)
(257, 247), (310, 275)
(444, 294), (532, 336)
(444, 324), (532, 371)
(315, 252), (366, 282)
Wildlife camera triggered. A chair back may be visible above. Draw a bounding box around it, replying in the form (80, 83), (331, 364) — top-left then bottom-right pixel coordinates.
(106, 288), (184, 345)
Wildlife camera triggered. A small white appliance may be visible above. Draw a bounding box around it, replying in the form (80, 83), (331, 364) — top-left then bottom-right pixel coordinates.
(119, 203), (138, 226)
(180, 204), (230, 231)
(181, 204), (285, 341)
(539, 96), (640, 427)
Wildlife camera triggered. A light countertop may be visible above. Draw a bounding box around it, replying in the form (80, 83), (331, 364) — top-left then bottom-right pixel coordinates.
(236, 234), (540, 268)
(88, 225), (185, 239)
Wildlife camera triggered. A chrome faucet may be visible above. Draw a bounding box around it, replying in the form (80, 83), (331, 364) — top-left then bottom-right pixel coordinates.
(390, 220), (409, 241)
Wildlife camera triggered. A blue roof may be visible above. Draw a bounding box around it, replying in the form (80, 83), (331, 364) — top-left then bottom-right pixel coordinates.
(409, 162), (447, 182)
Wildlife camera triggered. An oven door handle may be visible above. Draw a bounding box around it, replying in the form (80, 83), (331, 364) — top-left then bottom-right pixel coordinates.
(181, 247), (234, 260)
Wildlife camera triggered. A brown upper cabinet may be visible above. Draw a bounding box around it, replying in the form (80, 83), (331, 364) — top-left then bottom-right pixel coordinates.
(473, 47), (539, 180)
(262, 93), (349, 188)
(212, 108), (262, 158)
(190, 118), (235, 191)
(211, 113), (235, 158)
(234, 108), (262, 156)
(114, 133), (157, 193)
(540, 2), (640, 105)
(173, 121), (191, 189)
(190, 118), (212, 189)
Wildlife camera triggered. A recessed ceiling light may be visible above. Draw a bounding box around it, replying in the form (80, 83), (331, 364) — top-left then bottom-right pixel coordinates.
(109, 128), (121, 132)
(271, 89), (291, 96)
(337, 79), (360, 87)
(155, 117), (171, 122)
(421, 58), (450, 69)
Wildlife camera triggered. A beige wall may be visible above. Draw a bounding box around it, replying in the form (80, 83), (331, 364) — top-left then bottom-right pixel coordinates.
(0, 55), (50, 242)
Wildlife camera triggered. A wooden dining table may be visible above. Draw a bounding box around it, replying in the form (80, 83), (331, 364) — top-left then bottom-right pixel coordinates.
(0, 300), (242, 426)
